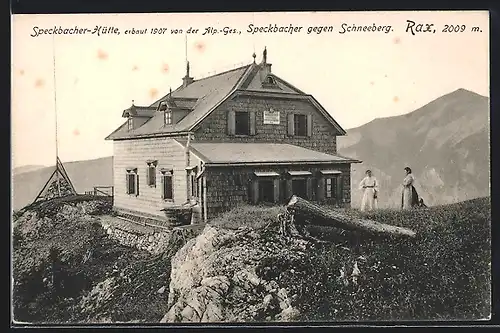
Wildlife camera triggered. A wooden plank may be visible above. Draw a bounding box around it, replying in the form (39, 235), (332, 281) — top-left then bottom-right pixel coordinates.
(227, 110), (235, 135)
(306, 114), (313, 137)
(287, 113), (295, 136)
(249, 110), (256, 135)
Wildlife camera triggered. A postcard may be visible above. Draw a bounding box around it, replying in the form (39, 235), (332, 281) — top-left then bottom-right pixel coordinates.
(11, 11), (491, 325)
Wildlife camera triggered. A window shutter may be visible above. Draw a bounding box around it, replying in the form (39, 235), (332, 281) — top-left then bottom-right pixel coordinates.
(251, 180), (259, 204)
(163, 174), (173, 200)
(126, 174), (129, 194)
(287, 113), (295, 136)
(307, 114), (313, 137)
(227, 110), (236, 135)
(316, 177), (325, 201)
(273, 179), (280, 203)
(306, 177), (313, 200)
(161, 175), (165, 199)
(135, 174), (139, 196)
(249, 111), (256, 136)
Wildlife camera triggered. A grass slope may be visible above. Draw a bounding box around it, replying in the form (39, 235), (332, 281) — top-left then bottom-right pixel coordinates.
(211, 197), (491, 321)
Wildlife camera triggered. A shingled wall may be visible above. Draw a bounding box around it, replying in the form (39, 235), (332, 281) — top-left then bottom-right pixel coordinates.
(194, 95), (340, 155)
(204, 164), (352, 219)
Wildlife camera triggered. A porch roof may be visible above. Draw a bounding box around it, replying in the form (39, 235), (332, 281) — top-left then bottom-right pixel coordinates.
(182, 142), (361, 165)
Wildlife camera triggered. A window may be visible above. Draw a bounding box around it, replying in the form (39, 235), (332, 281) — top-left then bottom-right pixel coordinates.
(186, 166), (198, 199)
(292, 178), (308, 199)
(161, 169), (173, 200)
(251, 172), (280, 204)
(126, 168), (138, 196)
(325, 177), (338, 198)
(190, 173), (198, 198)
(127, 117), (133, 130)
(146, 160), (157, 187)
(258, 179), (275, 203)
(235, 111), (250, 135)
(164, 111), (172, 125)
(294, 114), (307, 137)
(159, 102), (167, 111)
(262, 76), (279, 89)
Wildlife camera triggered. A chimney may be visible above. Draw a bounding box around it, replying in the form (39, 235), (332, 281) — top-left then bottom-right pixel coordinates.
(182, 61), (194, 87)
(260, 47), (272, 81)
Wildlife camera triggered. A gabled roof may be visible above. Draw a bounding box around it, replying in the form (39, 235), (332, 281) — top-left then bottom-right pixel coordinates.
(177, 141), (362, 165)
(106, 60), (346, 140)
(122, 105), (157, 118)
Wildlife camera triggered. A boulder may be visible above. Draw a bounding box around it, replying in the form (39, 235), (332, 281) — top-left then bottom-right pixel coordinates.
(162, 224), (309, 322)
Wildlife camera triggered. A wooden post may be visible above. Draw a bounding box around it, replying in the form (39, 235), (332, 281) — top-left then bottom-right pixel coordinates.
(273, 178), (280, 203)
(252, 179), (259, 204)
(203, 176), (208, 222)
(316, 176), (325, 202)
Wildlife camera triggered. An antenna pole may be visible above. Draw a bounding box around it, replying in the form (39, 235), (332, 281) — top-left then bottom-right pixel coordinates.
(252, 13), (256, 54)
(185, 33), (188, 66)
(52, 34), (61, 196)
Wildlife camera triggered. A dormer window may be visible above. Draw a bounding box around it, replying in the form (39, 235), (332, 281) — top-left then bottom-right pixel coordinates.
(164, 110), (172, 125)
(159, 102), (168, 111)
(127, 117), (133, 130)
(262, 75), (280, 89)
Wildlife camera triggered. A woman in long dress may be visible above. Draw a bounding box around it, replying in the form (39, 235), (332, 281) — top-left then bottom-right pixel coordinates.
(359, 170), (378, 212)
(401, 167), (416, 210)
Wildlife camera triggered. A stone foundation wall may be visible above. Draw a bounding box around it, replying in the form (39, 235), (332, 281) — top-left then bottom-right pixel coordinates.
(100, 217), (203, 255)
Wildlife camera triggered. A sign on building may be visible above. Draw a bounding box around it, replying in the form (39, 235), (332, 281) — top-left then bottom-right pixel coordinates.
(263, 109), (280, 125)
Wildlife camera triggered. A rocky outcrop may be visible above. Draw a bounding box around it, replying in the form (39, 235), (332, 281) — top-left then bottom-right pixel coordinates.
(161, 225), (311, 323)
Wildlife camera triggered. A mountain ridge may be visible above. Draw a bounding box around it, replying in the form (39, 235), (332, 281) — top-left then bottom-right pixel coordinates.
(338, 88), (490, 208)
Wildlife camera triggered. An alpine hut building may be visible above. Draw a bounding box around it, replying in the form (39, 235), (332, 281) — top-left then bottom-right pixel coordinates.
(105, 48), (361, 225)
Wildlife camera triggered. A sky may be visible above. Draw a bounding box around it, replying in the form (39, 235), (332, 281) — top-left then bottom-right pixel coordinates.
(11, 11), (489, 168)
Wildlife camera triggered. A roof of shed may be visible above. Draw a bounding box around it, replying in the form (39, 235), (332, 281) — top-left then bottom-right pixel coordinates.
(180, 142), (361, 165)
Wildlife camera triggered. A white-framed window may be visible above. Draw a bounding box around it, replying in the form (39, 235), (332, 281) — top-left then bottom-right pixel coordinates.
(190, 172), (198, 198)
(164, 111), (172, 125)
(325, 177), (338, 198)
(160, 169), (174, 200)
(126, 168), (139, 196)
(146, 160), (158, 187)
(127, 117), (133, 130)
